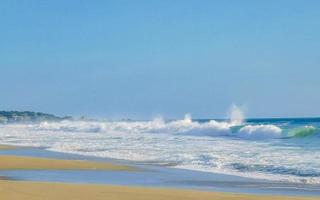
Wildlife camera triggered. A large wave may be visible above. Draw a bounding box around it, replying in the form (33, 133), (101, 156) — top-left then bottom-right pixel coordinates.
(33, 105), (282, 140)
(0, 105), (319, 185)
(35, 115), (283, 140)
(238, 125), (282, 139)
(288, 126), (319, 138)
(0, 116), (319, 184)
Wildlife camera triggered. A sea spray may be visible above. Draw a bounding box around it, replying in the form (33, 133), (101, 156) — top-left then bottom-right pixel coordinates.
(228, 104), (245, 125)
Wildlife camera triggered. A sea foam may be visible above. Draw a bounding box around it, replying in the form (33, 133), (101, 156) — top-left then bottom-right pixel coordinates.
(0, 110), (319, 185)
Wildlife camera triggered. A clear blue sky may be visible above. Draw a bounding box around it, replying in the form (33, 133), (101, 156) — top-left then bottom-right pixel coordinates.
(0, 0), (319, 119)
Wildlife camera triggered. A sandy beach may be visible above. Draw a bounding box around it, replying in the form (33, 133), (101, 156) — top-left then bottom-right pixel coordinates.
(0, 145), (318, 200)
(0, 180), (318, 200)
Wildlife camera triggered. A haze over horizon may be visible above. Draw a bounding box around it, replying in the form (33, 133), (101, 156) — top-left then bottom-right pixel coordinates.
(1, 0), (320, 119)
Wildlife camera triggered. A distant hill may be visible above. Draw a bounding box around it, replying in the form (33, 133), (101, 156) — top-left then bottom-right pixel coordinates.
(0, 111), (72, 123)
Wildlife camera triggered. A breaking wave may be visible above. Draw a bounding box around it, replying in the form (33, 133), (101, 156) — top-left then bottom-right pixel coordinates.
(238, 125), (282, 139)
(0, 106), (319, 185)
(35, 105), (285, 140)
(288, 126), (319, 138)
(36, 117), (283, 140)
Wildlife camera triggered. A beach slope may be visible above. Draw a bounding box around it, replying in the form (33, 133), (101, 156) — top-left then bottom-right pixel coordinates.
(0, 180), (318, 200)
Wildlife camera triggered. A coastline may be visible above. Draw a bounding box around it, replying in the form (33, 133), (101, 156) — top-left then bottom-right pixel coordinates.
(0, 144), (318, 200)
(0, 180), (318, 200)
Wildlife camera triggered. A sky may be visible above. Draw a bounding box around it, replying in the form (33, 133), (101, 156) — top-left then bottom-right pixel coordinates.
(0, 0), (320, 119)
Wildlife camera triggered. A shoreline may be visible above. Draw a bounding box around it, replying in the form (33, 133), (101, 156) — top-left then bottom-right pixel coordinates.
(0, 144), (319, 199)
(0, 180), (318, 200)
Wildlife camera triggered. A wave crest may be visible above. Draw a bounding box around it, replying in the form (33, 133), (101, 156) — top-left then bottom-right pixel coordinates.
(238, 125), (282, 139)
(36, 117), (284, 140)
(288, 126), (318, 138)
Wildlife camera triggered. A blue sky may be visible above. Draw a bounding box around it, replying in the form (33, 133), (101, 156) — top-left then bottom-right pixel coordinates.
(0, 0), (319, 119)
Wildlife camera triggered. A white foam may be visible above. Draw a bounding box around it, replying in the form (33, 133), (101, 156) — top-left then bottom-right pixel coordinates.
(238, 125), (282, 139)
(0, 118), (319, 185)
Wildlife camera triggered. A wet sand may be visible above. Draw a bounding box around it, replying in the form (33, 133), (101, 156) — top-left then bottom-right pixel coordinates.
(0, 145), (318, 200)
(0, 180), (318, 200)
(0, 145), (17, 150)
(0, 155), (135, 171)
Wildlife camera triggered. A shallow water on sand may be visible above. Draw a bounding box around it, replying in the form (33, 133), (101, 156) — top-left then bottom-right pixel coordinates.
(0, 147), (319, 197)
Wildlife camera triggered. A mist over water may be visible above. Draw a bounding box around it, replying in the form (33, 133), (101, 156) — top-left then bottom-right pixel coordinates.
(229, 104), (245, 125)
(0, 106), (319, 185)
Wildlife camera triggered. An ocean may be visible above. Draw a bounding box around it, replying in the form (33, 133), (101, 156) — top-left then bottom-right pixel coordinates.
(0, 113), (319, 185)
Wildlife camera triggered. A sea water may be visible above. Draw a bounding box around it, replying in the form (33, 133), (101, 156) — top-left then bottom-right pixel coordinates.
(0, 111), (319, 185)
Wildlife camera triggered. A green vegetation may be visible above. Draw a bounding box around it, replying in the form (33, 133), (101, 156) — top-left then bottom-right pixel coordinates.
(0, 111), (72, 123)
